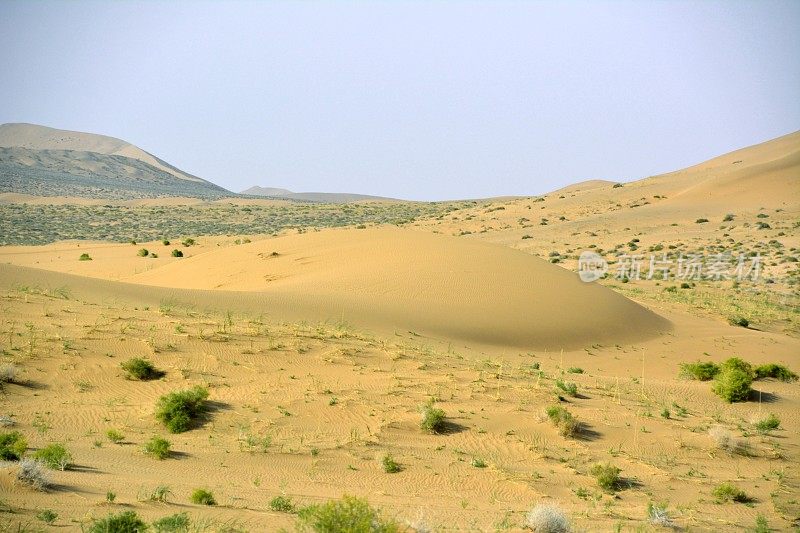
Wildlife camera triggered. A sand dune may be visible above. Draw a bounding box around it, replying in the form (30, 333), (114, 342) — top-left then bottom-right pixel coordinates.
(0, 227), (670, 349)
(124, 227), (670, 349)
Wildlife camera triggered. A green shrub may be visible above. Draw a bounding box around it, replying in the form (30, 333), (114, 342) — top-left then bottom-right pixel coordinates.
(545, 405), (579, 437)
(723, 213), (735, 222)
(79, 253), (92, 261)
(471, 458), (487, 468)
(121, 358), (164, 381)
(381, 454), (401, 473)
(0, 431), (27, 460)
(680, 361), (720, 381)
(566, 367), (583, 374)
(728, 316), (749, 328)
(33, 443), (72, 470)
(155, 386), (209, 433)
(296, 495), (401, 532)
(712, 482), (748, 502)
(420, 399), (446, 434)
(190, 488), (216, 506)
(87, 510), (147, 533)
(106, 429), (125, 444)
(138, 248), (149, 257)
(754, 413), (780, 433)
(754, 363), (798, 382)
(152, 512), (190, 532)
(555, 379), (578, 397)
(162, 239), (170, 246)
(36, 509), (58, 525)
(181, 238), (195, 247)
(269, 495), (296, 513)
(712, 358), (754, 403)
(696, 218), (709, 223)
(144, 436), (171, 459)
(590, 462), (622, 491)
(171, 249), (183, 258)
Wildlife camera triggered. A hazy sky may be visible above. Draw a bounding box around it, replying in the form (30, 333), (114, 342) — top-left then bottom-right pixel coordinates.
(1, 1), (798, 200)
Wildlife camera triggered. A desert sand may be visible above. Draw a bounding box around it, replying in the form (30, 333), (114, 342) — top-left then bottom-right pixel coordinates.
(0, 132), (798, 532)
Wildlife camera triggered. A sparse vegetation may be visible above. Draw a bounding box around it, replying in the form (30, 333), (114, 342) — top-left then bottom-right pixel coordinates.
(121, 357), (164, 380)
(79, 253), (92, 261)
(590, 462), (622, 491)
(0, 431), (27, 460)
(545, 405), (579, 438)
(171, 249), (183, 257)
(754, 363), (798, 382)
(708, 426), (747, 455)
(138, 248), (149, 257)
(106, 428), (125, 444)
(269, 495), (296, 513)
(155, 386), (209, 433)
(712, 482), (749, 503)
(420, 399), (446, 434)
(190, 488), (216, 506)
(680, 361), (720, 381)
(712, 358), (754, 403)
(555, 379), (578, 397)
(296, 495), (401, 532)
(87, 510), (147, 533)
(33, 443), (72, 470)
(36, 509), (58, 525)
(144, 436), (172, 459)
(524, 502), (570, 532)
(17, 458), (50, 491)
(754, 413), (780, 433)
(152, 512), (190, 532)
(0, 364), (18, 384)
(381, 453), (401, 473)
(728, 316), (749, 328)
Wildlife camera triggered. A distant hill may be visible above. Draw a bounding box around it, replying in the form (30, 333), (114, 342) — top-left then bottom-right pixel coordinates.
(0, 123), (231, 199)
(242, 185), (396, 203)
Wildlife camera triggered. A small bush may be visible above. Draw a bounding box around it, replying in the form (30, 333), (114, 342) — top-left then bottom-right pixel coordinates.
(138, 248), (149, 257)
(269, 495), (296, 513)
(0, 363), (18, 383)
(647, 502), (673, 527)
(171, 249), (183, 258)
(381, 454), (401, 473)
(106, 491), (116, 503)
(708, 426), (747, 454)
(723, 213), (735, 222)
(471, 458), (487, 468)
(695, 218), (709, 223)
(296, 495), (401, 532)
(155, 386), (209, 433)
(566, 367), (583, 374)
(754, 363), (798, 382)
(190, 488), (216, 506)
(17, 458), (50, 491)
(144, 436), (171, 459)
(79, 253), (92, 261)
(680, 361), (720, 381)
(712, 482), (748, 502)
(147, 485), (172, 502)
(0, 431), (27, 460)
(420, 399), (446, 434)
(545, 406), (579, 438)
(33, 443), (72, 470)
(728, 316), (749, 328)
(106, 428), (125, 444)
(590, 462), (622, 491)
(754, 413), (780, 433)
(87, 510), (147, 533)
(36, 509), (58, 525)
(162, 239), (171, 246)
(712, 358), (754, 403)
(181, 238), (195, 247)
(524, 502), (570, 532)
(152, 512), (190, 532)
(121, 358), (164, 380)
(555, 380), (577, 397)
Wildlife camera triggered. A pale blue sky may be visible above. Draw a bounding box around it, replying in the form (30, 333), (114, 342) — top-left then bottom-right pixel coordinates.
(1, 1), (798, 200)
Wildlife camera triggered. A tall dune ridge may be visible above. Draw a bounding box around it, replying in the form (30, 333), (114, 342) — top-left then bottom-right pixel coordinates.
(0, 122), (207, 184)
